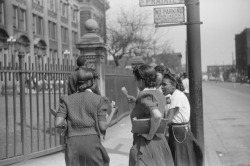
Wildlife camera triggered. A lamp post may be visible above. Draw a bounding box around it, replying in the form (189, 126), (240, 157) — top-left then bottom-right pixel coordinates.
(7, 36), (17, 68)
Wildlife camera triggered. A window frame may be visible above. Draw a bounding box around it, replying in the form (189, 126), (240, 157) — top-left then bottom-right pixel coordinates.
(0, 1), (5, 24)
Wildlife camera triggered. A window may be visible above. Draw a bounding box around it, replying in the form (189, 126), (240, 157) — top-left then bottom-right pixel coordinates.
(72, 31), (78, 43)
(19, 9), (26, 31)
(61, 26), (68, 43)
(0, 1), (4, 24)
(13, 6), (27, 31)
(32, 0), (43, 6)
(72, 8), (77, 23)
(49, 49), (53, 59)
(48, 0), (56, 12)
(48, 21), (57, 40)
(54, 50), (58, 60)
(61, 2), (68, 18)
(13, 6), (18, 28)
(33, 14), (44, 36)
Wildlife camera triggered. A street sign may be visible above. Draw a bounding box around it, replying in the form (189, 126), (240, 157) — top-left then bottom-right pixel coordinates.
(154, 7), (185, 24)
(139, 0), (185, 7)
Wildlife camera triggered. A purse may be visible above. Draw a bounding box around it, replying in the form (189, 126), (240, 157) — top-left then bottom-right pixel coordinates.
(131, 118), (169, 134)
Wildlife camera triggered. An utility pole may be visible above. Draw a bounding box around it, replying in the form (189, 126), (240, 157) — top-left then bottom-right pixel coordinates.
(186, 0), (204, 154)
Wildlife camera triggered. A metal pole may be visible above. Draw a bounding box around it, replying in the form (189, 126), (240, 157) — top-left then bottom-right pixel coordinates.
(19, 52), (27, 159)
(186, 0), (204, 153)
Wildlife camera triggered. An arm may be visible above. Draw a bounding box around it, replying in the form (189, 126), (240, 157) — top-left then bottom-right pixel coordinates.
(164, 107), (179, 122)
(54, 97), (68, 128)
(99, 106), (118, 131)
(146, 108), (162, 140)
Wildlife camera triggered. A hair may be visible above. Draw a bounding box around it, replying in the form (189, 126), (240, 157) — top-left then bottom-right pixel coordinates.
(76, 68), (99, 92)
(76, 55), (86, 67)
(182, 72), (187, 78)
(163, 73), (185, 92)
(133, 64), (157, 88)
(154, 65), (171, 75)
(154, 65), (165, 75)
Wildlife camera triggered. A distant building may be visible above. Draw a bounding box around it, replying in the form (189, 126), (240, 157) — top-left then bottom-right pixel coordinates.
(235, 28), (250, 80)
(207, 65), (234, 81)
(0, 0), (109, 65)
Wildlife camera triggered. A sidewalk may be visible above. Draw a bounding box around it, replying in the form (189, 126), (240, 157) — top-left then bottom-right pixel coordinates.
(11, 115), (222, 166)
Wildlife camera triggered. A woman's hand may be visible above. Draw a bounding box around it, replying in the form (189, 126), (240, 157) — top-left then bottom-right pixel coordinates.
(127, 95), (136, 103)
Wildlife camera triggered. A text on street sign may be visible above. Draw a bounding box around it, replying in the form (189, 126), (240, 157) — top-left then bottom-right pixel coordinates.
(154, 7), (185, 24)
(139, 0), (185, 7)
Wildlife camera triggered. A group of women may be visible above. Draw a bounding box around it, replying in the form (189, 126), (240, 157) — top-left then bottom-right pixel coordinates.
(128, 64), (203, 166)
(54, 63), (203, 166)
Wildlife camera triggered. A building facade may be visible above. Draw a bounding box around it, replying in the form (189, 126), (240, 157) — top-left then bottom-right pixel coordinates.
(235, 28), (250, 80)
(0, 0), (109, 66)
(207, 65), (235, 81)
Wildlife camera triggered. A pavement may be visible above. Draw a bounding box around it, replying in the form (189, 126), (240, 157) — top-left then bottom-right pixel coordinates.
(10, 82), (250, 166)
(10, 115), (221, 166)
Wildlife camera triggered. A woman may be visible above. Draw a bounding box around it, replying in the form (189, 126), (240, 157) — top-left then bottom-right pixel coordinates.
(161, 73), (203, 166)
(129, 64), (174, 166)
(154, 65), (171, 92)
(55, 68), (117, 166)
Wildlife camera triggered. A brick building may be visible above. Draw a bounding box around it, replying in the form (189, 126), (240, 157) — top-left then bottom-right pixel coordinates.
(235, 28), (250, 80)
(0, 0), (109, 65)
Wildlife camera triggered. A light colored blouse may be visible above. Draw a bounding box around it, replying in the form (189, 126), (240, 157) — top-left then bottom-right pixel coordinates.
(169, 89), (190, 123)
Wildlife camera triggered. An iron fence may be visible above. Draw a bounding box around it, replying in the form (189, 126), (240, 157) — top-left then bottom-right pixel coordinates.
(0, 53), (74, 165)
(0, 53), (137, 165)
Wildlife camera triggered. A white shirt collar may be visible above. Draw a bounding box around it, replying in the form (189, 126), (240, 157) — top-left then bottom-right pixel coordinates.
(165, 94), (171, 98)
(142, 87), (157, 91)
(85, 89), (93, 93)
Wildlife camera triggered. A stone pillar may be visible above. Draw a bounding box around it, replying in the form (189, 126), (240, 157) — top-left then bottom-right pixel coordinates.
(76, 19), (106, 96)
(130, 48), (144, 68)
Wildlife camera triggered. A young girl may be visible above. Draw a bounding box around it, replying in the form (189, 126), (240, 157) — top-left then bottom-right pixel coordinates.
(129, 64), (174, 166)
(55, 68), (117, 166)
(161, 73), (203, 166)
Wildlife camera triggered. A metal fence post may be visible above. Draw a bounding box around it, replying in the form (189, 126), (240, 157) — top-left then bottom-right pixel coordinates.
(18, 52), (27, 159)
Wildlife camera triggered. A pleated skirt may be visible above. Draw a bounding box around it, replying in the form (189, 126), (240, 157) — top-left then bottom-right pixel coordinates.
(66, 135), (110, 166)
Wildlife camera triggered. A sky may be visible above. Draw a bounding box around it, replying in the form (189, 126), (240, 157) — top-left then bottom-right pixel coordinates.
(106, 0), (250, 72)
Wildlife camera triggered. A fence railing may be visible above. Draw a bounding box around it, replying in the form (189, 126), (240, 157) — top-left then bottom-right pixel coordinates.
(0, 53), (137, 165)
(0, 53), (74, 165)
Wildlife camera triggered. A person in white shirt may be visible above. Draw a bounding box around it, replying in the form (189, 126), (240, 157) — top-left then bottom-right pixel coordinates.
(181, 72), (190, 101)
(161, 73), (203, 166)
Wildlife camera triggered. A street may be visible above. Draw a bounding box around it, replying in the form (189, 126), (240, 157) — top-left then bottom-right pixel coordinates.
(10, 81), (250, 166)
(203, 81), (250, 166)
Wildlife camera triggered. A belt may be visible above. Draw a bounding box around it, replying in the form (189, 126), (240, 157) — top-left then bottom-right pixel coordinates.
(170, 122), (190, 127)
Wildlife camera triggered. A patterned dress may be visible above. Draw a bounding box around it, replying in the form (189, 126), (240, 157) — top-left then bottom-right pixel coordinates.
(129, 89), (175, 166)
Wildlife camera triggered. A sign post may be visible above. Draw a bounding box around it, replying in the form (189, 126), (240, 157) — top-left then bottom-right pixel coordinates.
(186, 0), (204, 155)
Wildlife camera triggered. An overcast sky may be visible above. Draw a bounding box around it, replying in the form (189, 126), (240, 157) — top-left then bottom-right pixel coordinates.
(106, 0), (250, 72)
